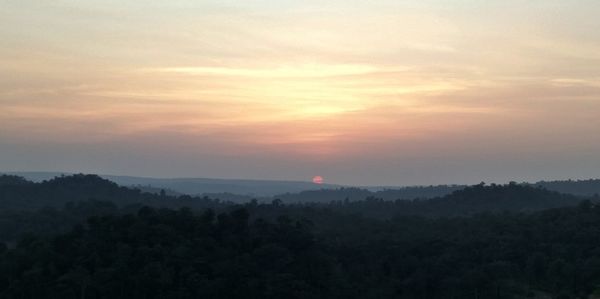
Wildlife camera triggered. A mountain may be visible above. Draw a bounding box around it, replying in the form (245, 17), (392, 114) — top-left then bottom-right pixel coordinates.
(2, 171), (465, 201)
(1, 174), (586, 216)
(275, 185), (467, 203)
(0, 174), (592, 242)
(3, 171), (341, 197)
(407, 182), (585, 216)
(533, 179), (600, 196)
(6, 171), (600, 203)
(0, 174), (227, 211)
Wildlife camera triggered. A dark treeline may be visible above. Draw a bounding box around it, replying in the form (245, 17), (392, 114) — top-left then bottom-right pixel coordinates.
(0, 174), (224, 211)
(2, 174), (600, 298)
(271, 185), (467, 203)
(294, 182), (584, 219)
(4, 202), (600, 298)
(0, 175), (590, 242)
(198, 185), (466, 203)
(201, 180), (600, 204)
(534, 179), (600, 197)
(0, 174), (585, 215)
(0, 174), (232, 243)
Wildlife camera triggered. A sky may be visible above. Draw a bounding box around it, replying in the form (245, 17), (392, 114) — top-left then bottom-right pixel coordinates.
(1, 0), (599, 186)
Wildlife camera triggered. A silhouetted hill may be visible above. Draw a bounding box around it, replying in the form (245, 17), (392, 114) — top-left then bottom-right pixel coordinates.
(7, 172), (600, 201)
(131, 184), (182, 196)
(0, 175), (589, 217)
(275, 185), (466, 203)
(0, 174), (138, 210)
(287, 183), (588, 219)
(4, 171), (341, 196)
(0, 174), (590, 242)
(414, 182), (583, 216)
(276, 187), (373, 203)
(533, 179), (600, 197)
(374, 185), (467, 199)
(0, 174), (225, 211)
(0, 175), (32, 186)
(0, 174), (594, 251)
(2, 172), (468, 202)
(275, 180), (600, 205)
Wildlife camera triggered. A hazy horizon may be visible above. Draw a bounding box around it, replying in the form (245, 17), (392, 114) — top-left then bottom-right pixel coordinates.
(2, 0), (600, 186)
(3, 169), (600, 188)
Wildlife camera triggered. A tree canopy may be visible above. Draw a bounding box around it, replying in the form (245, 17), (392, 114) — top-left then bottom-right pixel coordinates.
(1, 175), (600, 298)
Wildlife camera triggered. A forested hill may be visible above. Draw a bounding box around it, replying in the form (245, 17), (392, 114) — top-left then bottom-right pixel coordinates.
(0, 174), (225, 211)
(3, 172), (468, 201)
(295, 182), (588, 219)
(8, 172), (600, 200)
(271, 180), (600, 203)
(534, 179), (600, 196)
(408, 182), (585, 216)
(3, 171), (342, 197)
(273, 185), (466, 203)
(0, 175), (589, 216)
(196, 185), (466, 203)
(0, 175), (592, 242)
(200, 180), (600, 203)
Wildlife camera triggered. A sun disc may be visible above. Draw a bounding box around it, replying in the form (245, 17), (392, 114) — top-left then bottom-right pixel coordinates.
(312, 176), (324, 184)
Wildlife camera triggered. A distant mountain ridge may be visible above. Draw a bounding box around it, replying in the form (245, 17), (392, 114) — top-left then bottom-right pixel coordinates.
(3, 171), (341, 197)
(4, 171), (600, 201)
(534, 179), (600, 196)
(0, 174), (588, 217)
(1, 171), (469, 201)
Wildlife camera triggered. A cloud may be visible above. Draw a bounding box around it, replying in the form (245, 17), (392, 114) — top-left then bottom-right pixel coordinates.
(149, 64), (379, 78)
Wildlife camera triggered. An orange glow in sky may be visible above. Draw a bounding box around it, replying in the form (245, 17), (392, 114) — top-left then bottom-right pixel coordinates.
(1, 1), (600, 185)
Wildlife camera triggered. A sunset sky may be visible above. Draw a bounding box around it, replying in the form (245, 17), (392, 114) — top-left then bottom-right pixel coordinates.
(1, 0), (599, 185)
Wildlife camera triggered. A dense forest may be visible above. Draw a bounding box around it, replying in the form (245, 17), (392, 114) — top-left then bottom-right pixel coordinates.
(269, 185), (467, 203)
(1, 174), (600, 298)
(196, 180), (600, 203)
(534, 180), (600, 197)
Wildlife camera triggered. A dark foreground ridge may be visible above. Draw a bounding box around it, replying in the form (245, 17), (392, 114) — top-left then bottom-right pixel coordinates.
(1, 174), (600, 298)
(3, 202), (600, 298)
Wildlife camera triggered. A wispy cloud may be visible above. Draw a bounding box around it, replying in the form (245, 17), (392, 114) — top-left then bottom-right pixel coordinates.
(149, 64), (380, 78)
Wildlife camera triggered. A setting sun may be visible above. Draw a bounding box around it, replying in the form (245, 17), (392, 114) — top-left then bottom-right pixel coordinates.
(312, 176), (324, 185)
